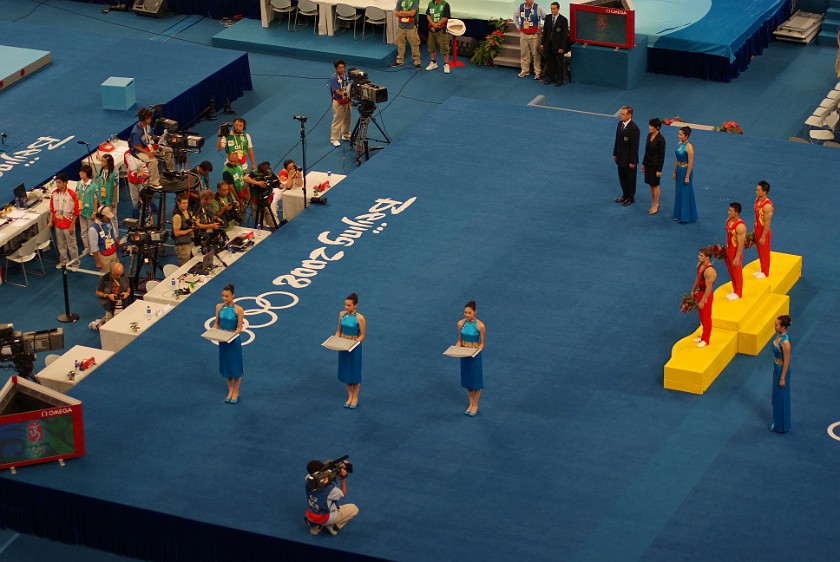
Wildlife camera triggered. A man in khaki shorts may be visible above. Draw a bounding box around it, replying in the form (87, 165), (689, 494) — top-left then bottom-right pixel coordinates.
(425, 0), (451, 73)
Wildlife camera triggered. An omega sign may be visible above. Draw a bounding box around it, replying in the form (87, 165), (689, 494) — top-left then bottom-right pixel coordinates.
(41, 407), (74, 417)
(606, 8), (626, 14)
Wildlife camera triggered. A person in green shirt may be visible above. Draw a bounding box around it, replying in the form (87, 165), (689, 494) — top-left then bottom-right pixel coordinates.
(425, 0), (451, 73)
(215, 117), (256, 171)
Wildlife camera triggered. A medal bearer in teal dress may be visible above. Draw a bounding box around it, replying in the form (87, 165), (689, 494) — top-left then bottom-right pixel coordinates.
(672, 126), (698, 224)
(770, 315), (792, 433)
(457, 300), (485, 416)
(336, 292), (366, 409)
(214, 283), (244, 404)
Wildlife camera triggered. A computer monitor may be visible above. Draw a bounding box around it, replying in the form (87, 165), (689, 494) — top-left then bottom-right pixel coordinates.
(13, 184), (26, 207)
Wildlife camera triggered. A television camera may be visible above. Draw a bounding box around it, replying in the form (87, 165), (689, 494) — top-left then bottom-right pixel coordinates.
(306, 455), (354, 492)
(348, 69), (388, 106)
(0, 324), (65, 382)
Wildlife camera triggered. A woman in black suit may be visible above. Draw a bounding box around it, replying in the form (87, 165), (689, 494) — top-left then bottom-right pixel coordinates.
(641, 118), (666, 215)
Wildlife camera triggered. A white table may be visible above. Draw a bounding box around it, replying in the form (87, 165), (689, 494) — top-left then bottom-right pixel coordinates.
(99, 299), (174, 352)
(260, 0), (396, 43)
(279, 170), (345, 222)
(142, 225), (268, 307)
(0, 187), (51, 252)
(35, 345), (115, 393)
(78, 139), (130, 174)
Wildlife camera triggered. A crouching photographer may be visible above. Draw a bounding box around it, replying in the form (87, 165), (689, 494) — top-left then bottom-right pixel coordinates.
(304, 456), (358, 536)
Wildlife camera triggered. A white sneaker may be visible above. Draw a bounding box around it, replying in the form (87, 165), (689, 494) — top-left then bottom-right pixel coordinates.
(443, 63), (450, 74)
(331, 140), (340, 147)
(324, 525), (338, 536)
(341, 134), (350, 141)
(692, 337), (701, 343)
(309, 525), (322, 536)
(696, 341), (707, 348)
(726, 293), (740, 301)
(754, 272), (766, 279)
(426, 61), (438, 71)
(518, 71), (528, 78)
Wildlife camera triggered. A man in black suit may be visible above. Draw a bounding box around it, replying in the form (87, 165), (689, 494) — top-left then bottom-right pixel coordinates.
(540, 2), (569, 86)
(612, 105), (640, 206)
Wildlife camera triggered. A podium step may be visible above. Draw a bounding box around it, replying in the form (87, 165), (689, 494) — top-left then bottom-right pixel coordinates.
(738, 293), (790, 355)
(664, 328), (738, 394)
(741, 252), (802, 296)
(711, 278), (770, 331)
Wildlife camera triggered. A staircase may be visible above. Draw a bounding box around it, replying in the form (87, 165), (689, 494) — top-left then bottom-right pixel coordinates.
(817, 0), (840, 44)
(493, 23), (523, 69)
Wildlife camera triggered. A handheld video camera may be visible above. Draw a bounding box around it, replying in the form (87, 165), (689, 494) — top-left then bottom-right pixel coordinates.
(307, 455), (354, 491)
(218, 122), (234, 137)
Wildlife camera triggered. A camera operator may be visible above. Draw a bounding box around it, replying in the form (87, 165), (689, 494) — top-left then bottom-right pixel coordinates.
(211, 180), (242, 231)
(248, 161), (280, 227)
(194, 190), (223, 242)
(129, 107), (162, 187)
(304, 459), (359, 536)
(222, 151), (267, 206)
(329, 59), (352, 147)
(216, 117), (256, 171)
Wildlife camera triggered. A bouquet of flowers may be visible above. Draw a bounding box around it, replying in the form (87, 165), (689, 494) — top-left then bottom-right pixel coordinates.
(470, 19), (509, 65)
(710, 243), (726, 261)
(716, 121), (743, 134)
(663, 115), (681, 126)
(313, 181), (329, 194)
(744, 232), (755, 249)
(680, 293), (698, 313)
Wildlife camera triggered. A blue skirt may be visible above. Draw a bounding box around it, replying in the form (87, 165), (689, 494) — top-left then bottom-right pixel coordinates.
(771, 363), (791, 433)
(219, 336), (243, 379)
(460, 352), (483, 390)
(338, 343), (362, 385)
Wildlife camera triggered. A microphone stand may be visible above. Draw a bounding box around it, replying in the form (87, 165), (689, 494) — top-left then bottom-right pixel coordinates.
(293, 115), (308, 208)
(77, 140), (96, 172)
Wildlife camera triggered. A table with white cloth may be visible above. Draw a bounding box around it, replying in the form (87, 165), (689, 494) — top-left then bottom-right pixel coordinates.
(78, 139), (130, 175)
(260, 0), (397, 43)
(0, 189), (52, 254)
(278, 170), (345, 223)
(35, 345), (115, 393)
(99, 300), (174, 352)
(142, 226), (268, 307)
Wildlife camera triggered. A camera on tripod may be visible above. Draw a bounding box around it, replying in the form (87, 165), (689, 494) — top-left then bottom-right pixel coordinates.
(218, 121), (234, 137)
(306, 455), (354, 491)
(222, 201), (244, 225)
(348, 69), (388, 104)
(155, 117), (205, 152)
(198, 227), (229, 254)
(0, 324), (64, 382)
(249, 169), (280, 200)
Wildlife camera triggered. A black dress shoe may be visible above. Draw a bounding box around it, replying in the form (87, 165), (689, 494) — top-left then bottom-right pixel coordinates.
(622, 199), (634, 206)
(614, 197), (626, 203)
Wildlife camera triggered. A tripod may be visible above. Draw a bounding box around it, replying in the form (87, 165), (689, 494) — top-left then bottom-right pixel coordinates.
(350, 100), (391, 165)
(293, 115), (309, 209)
(253, 191), (279, 231)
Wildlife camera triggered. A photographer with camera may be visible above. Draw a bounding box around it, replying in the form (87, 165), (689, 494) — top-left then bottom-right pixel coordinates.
(88, 205), (119, 274)
(304, 457), (358, 536)
(211, 180), (242, 231)
(222, 151), (267, 207)
(171, 194), (199, 265)
(216, 117), (255, 171)
(329, 59), (352, 147)
(94, 262), (131, 327)
(248, 161), (281, 229)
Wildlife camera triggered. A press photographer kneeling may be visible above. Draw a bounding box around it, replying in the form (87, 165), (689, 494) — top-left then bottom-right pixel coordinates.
(304, 456), (358, 536)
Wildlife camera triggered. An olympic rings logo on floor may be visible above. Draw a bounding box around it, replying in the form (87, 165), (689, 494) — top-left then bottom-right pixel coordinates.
(204, 290), (299, 346)
(827, 422), (840, 443)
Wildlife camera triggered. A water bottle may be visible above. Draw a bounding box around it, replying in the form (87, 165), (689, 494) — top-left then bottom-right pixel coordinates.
(146, 305), (151, 320)
(74, 360), (79, 370)
(327, 169), (332, 184)
(171, 277), (176, 290)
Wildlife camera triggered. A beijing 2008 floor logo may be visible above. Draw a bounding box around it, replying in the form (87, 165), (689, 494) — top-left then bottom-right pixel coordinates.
(828, 422), (840, 443)
(203, 197), (417, 345)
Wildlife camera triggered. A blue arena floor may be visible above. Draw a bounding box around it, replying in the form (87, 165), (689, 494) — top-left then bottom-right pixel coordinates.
(4, 97), (840, 561)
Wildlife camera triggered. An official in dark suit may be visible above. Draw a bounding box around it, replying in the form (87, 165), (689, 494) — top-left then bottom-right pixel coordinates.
(641, 117), (666, 215)
(612, 105), (640, 206)
(540, 2), (569, 86)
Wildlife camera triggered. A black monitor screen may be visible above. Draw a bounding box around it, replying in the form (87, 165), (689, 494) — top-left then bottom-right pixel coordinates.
(13, 184), (26, 200)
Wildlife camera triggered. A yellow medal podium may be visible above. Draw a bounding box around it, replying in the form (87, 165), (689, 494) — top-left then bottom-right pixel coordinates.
(664, 252), (801, 394)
